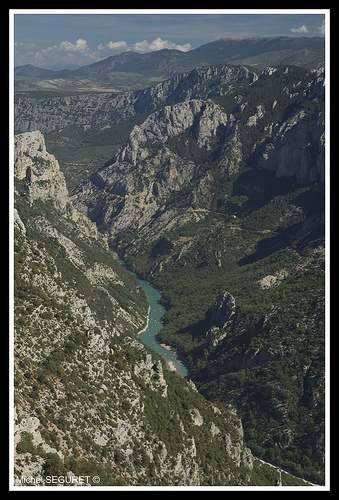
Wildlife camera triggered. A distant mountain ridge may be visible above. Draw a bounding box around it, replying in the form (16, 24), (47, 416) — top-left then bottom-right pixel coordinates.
(14, 65), (259, 134)
(14, 36), (325, 93)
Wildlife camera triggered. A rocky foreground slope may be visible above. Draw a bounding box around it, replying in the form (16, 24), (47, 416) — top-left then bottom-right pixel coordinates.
(13, 131), (291, 486)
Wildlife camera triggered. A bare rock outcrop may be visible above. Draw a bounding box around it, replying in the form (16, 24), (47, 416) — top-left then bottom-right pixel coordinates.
(14, 130), (69, 211)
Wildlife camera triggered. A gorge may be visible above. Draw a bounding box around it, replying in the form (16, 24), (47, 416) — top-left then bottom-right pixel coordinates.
(13, 50), (325, 487)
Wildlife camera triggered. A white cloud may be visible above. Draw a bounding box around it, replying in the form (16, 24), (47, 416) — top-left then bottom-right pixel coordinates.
(15, 36), (192, 69)
(132, 37), (191, 53)
(318, 20), (325, 35)
(100, 37), (191, 54)
(59, 38), (89, 53)
(98, 41), (129, 51)
(290, 25), (309, 34)
(41, 38), (91, 57)
(25, 38), (99, 68)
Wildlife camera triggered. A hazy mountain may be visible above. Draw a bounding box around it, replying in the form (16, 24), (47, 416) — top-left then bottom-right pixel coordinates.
(14, 36), (325, 93)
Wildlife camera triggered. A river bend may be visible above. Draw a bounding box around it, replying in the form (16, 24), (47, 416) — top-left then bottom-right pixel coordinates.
(119, 259), (189, 378)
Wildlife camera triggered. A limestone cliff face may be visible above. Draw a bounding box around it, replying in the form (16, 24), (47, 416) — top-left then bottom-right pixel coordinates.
(71, 65), (324, 258)
(14, 92), (136, 135)
(117, 99), (230, 165)
(257, 111), (325, 183)
(210, 292), (236, 329)
(14, 131), (69, 211)
(73, 96), (236, 246)
(133, 64), (258, 114)
(14, 131), (99, 238)
(205, 292), (237, 348)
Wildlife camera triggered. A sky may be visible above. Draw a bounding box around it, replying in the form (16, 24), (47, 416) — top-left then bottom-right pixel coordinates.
(12, 9), (327, 70)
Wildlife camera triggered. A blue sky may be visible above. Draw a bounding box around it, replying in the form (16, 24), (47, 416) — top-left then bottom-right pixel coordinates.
(12, 9), (327, 70)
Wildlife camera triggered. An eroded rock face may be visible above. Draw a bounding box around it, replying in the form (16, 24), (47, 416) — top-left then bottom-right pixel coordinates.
(257, 269), (289, 290)
(210, 292), (236, 330)
(14, 131), (69, 211)
(70, 66), (324, 263)
(257, 111), (325, 183)
(134, 353), (168, 397)
(72, 96), (237, 249)
(205, 292), (236, 348)
(116, 99), (229, 165)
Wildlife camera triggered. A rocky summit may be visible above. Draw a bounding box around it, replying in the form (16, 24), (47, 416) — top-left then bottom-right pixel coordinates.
(13, 54), (325, 487)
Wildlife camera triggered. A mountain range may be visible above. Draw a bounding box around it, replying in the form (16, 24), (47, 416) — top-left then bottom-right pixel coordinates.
(14, 36), (325, 92)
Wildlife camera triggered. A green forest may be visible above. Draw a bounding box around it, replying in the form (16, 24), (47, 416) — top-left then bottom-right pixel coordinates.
(124, 166), (325, 483)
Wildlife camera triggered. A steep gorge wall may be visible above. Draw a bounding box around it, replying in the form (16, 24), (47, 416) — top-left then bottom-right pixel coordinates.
(13, 131), (263, 486)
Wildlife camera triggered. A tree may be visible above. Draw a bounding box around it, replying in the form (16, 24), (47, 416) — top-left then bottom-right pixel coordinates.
(42, 453), (66, 477)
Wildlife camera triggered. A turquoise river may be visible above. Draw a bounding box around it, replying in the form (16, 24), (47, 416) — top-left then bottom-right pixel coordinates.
(119, 259), (189, 378)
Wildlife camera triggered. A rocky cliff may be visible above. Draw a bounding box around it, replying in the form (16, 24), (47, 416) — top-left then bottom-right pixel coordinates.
(256, 111), (325, 183)
(71, 65), (324, 259)
(15, 131), (69, 210)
